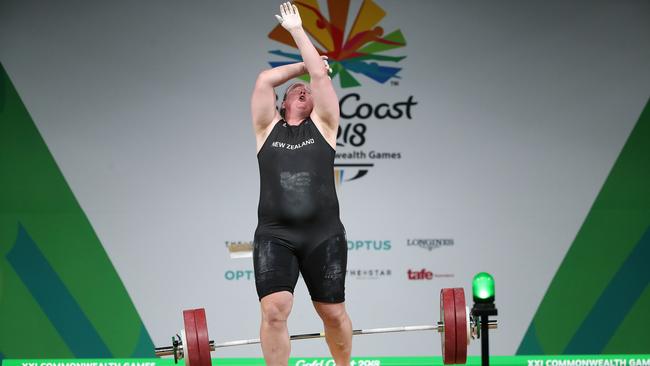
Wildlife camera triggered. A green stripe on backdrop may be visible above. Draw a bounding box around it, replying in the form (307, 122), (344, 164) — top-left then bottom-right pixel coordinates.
(0, 62), (154, 357)
(603, 283), (650, 353)
(517, 99), (650, 354)
(7, 225), (112, 356)
(564, 228), (650, 353)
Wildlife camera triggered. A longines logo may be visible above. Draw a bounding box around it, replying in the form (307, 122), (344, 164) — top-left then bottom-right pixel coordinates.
(407, 269), (454, 280)
(347, 269), (392, 280)
(407, 238), (454, 251)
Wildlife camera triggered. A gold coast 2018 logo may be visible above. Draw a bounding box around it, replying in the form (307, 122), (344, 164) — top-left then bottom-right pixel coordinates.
(268, 0), (415, 187)
(267, 0), (406, 88)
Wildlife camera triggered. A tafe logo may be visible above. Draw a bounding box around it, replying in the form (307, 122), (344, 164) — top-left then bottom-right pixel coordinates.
(407, 269), (454, 280)
(407, 269), (433, 280)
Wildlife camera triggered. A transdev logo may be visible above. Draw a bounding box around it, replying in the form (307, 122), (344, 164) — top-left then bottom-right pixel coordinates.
(268, 0), (407, 88)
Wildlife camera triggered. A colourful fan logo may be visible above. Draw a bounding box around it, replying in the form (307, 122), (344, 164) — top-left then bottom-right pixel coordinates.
(268, 0), (407, 88)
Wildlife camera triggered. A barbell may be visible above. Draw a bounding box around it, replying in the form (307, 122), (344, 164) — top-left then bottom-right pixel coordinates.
(154, 288), (497, 365)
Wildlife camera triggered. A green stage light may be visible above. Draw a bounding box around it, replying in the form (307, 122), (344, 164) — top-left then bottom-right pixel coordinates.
(473, 272), (495, 303)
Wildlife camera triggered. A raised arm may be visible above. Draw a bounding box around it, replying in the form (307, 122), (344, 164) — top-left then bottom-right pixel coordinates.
(251, 62), (306, 135)
(275, 2), (339, 134)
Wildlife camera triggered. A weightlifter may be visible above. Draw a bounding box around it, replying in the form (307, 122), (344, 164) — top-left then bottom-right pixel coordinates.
(250, 2), (352, 366)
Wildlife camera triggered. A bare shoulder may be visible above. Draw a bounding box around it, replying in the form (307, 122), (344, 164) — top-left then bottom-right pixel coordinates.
(255, 113), (282, 154)
(310, 112), (338, 150)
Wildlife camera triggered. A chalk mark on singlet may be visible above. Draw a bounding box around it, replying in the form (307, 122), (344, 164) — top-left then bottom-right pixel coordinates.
(280, 171), (311, 193)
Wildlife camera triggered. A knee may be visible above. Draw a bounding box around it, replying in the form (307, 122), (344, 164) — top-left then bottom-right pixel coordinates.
(318, 306), (349, 328)
(261, 296), (292, 326)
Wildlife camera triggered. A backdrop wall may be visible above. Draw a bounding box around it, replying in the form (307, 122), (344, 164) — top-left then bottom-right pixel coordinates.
(1, 0), (649, 359)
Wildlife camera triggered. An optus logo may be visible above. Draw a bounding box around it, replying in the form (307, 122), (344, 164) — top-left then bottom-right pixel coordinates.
(267, 0), (407, 88)
(224, 270), (254, 281)
(347, 240), (391, 251)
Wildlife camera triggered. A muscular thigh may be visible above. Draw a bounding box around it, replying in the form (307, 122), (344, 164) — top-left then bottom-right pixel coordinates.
(253, 237), (301, 301)
(299, 234), (347, 303)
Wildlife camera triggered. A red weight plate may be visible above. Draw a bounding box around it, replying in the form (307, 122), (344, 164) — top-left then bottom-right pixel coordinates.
(453, 288), (468, 364)
(194, 308), (212, 366)
(183, 309), (201, 366)
(441, 288), (457, 365)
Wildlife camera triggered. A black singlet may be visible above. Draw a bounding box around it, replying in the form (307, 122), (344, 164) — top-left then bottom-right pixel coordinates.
(255, 118), (345, 250)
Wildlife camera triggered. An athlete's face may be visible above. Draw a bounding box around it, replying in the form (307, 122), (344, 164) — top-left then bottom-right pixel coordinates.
(283, 83), (313, 117)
